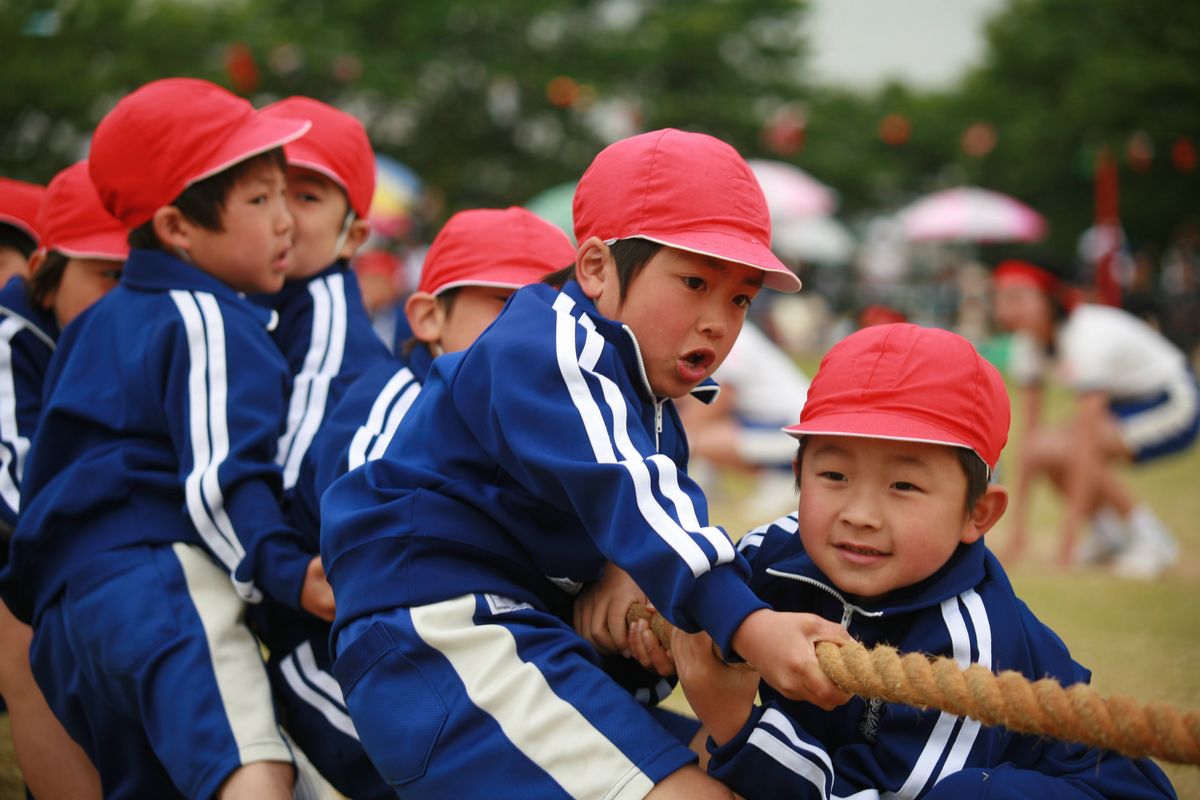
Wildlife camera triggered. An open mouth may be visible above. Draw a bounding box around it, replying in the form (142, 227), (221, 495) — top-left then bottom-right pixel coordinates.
(682, 349), (715, 371)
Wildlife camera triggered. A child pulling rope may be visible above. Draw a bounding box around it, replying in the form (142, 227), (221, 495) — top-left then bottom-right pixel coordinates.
(627, 603), (1200, 767)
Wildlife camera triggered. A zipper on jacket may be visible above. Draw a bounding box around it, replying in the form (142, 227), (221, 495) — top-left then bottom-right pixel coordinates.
(622, 323), (663, 450)
(764, 568), (884, 628)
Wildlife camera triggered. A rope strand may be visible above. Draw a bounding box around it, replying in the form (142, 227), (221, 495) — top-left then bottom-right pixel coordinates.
(626, 603), (1200, 766)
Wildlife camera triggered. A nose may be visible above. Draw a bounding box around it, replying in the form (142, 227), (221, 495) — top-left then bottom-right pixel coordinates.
(698, 299), (731, 339)
(838, 483), (882, 531)
(276, 201), (294, 237)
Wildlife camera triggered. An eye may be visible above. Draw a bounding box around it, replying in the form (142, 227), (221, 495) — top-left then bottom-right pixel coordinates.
(818, 470), (847, 482)
(249, 193), (269, 205)
(682, 276), (705, 291)
(733, 294), (753, 310)
(892, 481), (922, 492)
(102, 269), (123, 281)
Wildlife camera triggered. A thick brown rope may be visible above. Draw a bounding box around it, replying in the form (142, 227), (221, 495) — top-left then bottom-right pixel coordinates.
(626, 603), (1200, 766)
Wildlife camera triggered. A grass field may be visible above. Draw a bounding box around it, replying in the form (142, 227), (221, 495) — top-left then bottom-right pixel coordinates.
(0, 377), (1197, 797)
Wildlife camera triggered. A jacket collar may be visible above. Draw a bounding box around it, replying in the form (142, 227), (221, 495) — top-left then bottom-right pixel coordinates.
(559, 280), (719, 405)
(406, 340), (436, 384)
(121, 248), (279, 330)
(250, 259), (347, 311)
(765, 537), (989, 618)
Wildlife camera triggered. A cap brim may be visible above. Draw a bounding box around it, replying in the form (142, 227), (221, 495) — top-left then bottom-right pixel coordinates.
(784, 412), (980, 459)
(636, 230), (801, 292)
(188, 116), (312, 188)
(52, 230), (129, 261)
(0, 213), (39, 243)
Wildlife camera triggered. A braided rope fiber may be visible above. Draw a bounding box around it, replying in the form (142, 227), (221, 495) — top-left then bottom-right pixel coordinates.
(626, 604), (1200, 766)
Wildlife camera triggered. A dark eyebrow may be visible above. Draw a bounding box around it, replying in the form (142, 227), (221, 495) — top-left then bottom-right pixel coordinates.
(699, 257), (764, 289)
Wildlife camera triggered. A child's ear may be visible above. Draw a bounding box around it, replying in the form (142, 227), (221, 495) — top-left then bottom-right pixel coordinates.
(152, 206), (192, 252)
(337, 218), (372, 261)
(961, 484), (1009, 544)
(405, 291), (444, 346)
(574, 236), (614, 301)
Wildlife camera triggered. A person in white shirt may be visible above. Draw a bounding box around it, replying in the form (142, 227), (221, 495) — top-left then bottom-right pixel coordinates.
(992, 259), (1196, 578)
(679, 321), (810, 520)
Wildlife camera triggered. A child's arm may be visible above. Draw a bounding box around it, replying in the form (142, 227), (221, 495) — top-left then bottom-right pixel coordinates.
(730, 608), (852, 709)
(664, 625), (759, 746)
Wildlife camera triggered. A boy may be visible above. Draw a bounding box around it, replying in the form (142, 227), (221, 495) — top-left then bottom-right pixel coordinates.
(0, 177), (45, 283)
(5, 78), (330, 799)
(271, 206), (573, 799)
(662, 323), (1176, 798)
(255, 96), (391, 496)
(320, 128), (851, 798)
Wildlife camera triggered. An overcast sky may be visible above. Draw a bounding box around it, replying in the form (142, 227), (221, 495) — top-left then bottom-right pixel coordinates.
(805, 0), (1010, 90)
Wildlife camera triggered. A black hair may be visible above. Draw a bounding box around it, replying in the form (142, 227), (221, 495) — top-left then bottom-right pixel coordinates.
(0, 224), (37, 260)
(26, 250), (69, 309)
(793, 439), (991, 514)
(127, 148), (288, 251)
(539, 238), (662, 303)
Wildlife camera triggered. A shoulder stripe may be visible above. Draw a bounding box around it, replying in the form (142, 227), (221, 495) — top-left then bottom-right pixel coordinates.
(551, 293), (730, 577)
(0, 317), (31, 513)
(278, 274), (348, 489)
(367, 381), (421, 463)
(347, 366), (417, 470)
(0, 304), (56, 350)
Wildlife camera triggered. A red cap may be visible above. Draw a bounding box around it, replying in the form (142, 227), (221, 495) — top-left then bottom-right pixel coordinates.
(572, 129), (800, 293)
(260, 96), (376, 219)
(88, 78), (311, 229)
(992, 259), (1060, 294)
(418, 207), (575, 295)
(785, 323), (1010, 472)
(0, 177), (46, 245)
(37, 161), (129, 262)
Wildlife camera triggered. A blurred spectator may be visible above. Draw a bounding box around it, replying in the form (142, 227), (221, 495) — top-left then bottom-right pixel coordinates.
(992, 258), (1195, 579)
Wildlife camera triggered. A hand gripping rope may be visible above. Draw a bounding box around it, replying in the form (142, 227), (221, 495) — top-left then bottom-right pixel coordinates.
(625, 604), (1200, 766)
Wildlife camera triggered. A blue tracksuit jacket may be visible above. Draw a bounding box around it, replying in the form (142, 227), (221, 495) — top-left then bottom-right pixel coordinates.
(291, 341), (434, 550)
(254, 261), (391, 496)
(5, 249), (313, 623)
(707, 514), (1177, 799)
(0, 277), (58, 545)
(321, 279), (764, 655)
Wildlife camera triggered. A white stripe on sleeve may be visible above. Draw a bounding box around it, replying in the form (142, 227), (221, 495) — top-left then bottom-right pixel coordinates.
(171, 291), (243, 573)
(347, 366), (417, 470)
(0, 317), (31, 513)
(279, 274), (348, 489)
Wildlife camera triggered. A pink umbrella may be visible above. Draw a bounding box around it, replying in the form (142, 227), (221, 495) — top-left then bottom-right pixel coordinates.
(897, 187), (1047, 243)
(748, 159), (838, 219)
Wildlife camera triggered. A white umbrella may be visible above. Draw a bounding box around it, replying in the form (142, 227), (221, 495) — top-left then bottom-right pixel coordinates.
(748, 159), (839, 219)
(897, 186), (1046, 243)
(771, 215), (856, 264)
